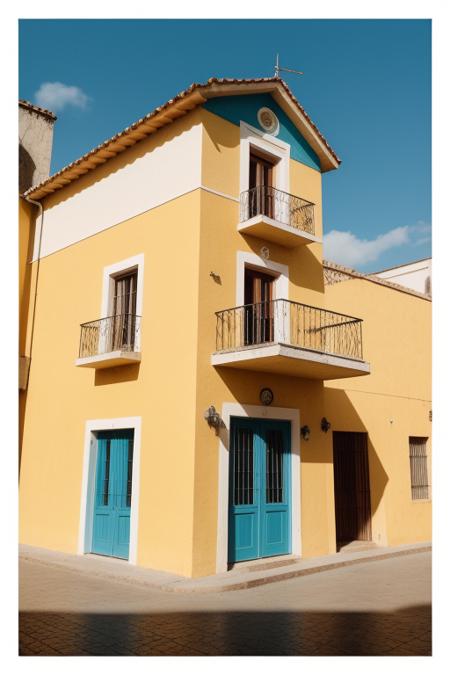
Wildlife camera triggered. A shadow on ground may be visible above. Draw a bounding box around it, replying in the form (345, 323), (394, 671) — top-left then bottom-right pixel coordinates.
(19, 605), (431, 656)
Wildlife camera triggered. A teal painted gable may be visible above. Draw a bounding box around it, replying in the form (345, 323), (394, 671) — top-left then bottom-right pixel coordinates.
(204, 93), (321, 171)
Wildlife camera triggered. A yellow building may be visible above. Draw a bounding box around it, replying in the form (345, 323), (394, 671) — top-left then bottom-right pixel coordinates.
(19, 77), (431, 578)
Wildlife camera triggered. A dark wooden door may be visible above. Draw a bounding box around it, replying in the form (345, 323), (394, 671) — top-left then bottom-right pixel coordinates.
(333, 432), (372, 544)
(249, 151), (275, 219)
(111, 271), (137, 350)
(244, 268), (275, 345)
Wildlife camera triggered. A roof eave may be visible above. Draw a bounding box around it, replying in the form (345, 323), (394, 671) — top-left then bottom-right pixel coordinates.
(25, 77), (340, 201)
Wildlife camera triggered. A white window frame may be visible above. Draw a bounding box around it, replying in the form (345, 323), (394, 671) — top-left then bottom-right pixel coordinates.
(77, 416), (142, 564)
(240, 121), (290, 224)
(100, 253), (144, 352)
(216, 403), (301, 574)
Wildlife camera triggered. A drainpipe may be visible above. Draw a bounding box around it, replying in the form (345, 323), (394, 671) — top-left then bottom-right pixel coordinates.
(21, 194), (44, 390)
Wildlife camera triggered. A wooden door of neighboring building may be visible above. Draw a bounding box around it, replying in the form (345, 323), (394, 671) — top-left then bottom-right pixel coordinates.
(333, 431), (372, 545)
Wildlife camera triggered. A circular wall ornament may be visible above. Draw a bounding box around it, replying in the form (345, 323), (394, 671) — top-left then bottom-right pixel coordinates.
(257, 107), (280, 135)
(260, 246), (270, 260)
(260, 388), (274, 406)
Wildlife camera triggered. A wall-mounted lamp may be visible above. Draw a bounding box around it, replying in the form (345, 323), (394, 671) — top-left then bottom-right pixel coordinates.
(209, 271), (222, 284)
(301, 425), (311, 441)
(320, 417), (331, 433)
(204, 405), (222, 431)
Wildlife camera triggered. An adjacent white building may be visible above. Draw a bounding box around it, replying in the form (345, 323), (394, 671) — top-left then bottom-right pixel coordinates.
(373, 257), (432, 296)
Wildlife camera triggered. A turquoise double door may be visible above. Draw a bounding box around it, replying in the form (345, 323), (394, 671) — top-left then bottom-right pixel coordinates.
(92, 429), (134, 560)
(228, 417), (291, 563)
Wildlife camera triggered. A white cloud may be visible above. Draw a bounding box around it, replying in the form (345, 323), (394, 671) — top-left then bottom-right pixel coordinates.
(34, 82), (89, 112)
(323, 226), (410, 267)
(410, 221), (432, 246)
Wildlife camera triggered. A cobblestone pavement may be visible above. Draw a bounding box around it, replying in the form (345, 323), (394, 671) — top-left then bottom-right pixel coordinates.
(19, 551), (431, 656)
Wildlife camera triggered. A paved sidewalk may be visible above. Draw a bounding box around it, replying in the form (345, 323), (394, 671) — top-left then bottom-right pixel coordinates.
(19, 546), (431, 656)
(20, 541), (431, 593)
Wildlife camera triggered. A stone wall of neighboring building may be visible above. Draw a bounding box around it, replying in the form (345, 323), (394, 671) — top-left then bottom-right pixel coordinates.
(19, 101), (56, 193)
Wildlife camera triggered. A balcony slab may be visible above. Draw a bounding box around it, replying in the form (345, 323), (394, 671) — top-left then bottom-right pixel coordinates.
(75, 351), (141, 369)
(238, 214), (321, 248)
(212, 343), (370, 380)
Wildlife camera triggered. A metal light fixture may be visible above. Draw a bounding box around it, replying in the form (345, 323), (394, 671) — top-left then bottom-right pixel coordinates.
(321, 417), (331, 433)
(204, 405), (221, 430)
(301, 425), (310, 441)
(209, 271), (221, 284)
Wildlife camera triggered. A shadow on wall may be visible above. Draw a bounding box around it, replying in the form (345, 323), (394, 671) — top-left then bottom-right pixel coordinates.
(202, 109), (238, 155)
(94, 364), (140, 386)
(322, 387), (389, 537)
(19, 144), (36, 194)
(211, 368), (389, 544)
(241, 235), (324, 294)
(19, 605), (432, 655)
(43, 112), (203, 210)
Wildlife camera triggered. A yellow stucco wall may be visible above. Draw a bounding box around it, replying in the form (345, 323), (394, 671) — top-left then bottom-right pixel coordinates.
(187, 110), (431, 576)
(19, 189), (202, 577)
(19, 102), (431, 579)
(324, 277), (432, 546)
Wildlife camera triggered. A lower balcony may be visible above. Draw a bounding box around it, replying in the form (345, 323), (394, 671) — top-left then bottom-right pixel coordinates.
(75, 314), (141, 369)
(212, 300), (370, 380)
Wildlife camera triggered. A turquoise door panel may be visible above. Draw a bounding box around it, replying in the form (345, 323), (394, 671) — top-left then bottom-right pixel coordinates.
(260, 421), (291, 558)
(92, 429), (134, 560)
(228, 419), (260, 562)
(229, 418), (291, 563)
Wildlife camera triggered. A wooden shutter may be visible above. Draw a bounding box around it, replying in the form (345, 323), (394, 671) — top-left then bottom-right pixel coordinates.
(409, 437), (429, 500)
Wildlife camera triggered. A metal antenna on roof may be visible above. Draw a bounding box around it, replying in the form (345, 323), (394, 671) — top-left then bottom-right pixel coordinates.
(274, 53), (304, 78)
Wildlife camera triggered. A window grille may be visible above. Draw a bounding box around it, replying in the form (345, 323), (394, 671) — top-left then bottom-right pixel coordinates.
(409, 437), (429, 500)
(266, 430), (284, 503)
(233, 428), (254, 506)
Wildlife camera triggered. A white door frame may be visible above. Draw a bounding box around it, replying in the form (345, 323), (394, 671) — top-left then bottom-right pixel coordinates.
(216, 403), (301, 573)
(236, 251), (290, 344)
(77, 416), (142, 564)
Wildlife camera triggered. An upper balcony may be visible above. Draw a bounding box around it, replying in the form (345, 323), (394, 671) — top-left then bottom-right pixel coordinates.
(212, 299), (370, 380)
(75, 314), (141, 369)
(238, 186), (321, 248)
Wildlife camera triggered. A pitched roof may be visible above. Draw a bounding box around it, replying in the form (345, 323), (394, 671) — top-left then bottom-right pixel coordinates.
(323, 260), (431, 301)
(19, 99), (57, 122)
(23, 77), (340, 201)
(371, 256), (431, 275)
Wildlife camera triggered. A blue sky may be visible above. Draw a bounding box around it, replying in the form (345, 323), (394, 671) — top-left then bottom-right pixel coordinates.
(19, 19), (431, 272)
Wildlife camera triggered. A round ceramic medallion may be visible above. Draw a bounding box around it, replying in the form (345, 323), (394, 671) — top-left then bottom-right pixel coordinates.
(257, 107), (279, 135)
(260, 388), (274, 406)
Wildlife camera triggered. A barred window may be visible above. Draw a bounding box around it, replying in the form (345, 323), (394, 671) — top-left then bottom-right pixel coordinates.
(409, 437), (429, 500)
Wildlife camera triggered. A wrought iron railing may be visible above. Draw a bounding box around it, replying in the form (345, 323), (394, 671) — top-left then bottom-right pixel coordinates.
(79, 314), (141, 358)
(240, 186), (315, 234)
(215, 300), (363, 361)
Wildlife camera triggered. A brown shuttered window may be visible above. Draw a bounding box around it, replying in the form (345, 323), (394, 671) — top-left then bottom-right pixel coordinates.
(409, 437), (429, 500)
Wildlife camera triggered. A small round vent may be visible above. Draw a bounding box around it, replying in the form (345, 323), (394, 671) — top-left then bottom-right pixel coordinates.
(257, 107), (279, 135)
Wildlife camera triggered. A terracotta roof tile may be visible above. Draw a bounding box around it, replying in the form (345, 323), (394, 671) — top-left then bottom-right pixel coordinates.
(323, 260), (431, 301)
(19, 99), (57, 121)
(23, 77), (339, 200)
